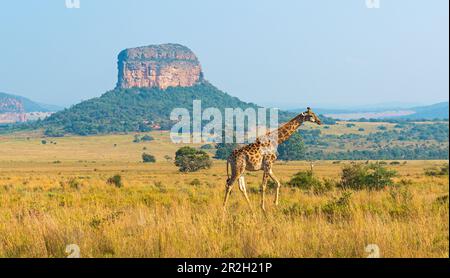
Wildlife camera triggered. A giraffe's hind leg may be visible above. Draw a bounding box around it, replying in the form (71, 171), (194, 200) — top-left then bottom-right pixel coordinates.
(223, 179), (234, 211)
(223, 156), (245, 212)
(238, 176), (253, 211)
(260, 171), (269, 212)
(268, 169), (281, 206)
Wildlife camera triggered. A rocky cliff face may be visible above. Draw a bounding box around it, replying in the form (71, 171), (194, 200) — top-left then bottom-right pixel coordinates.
(0, 96), (24, 114)
(0, 96), (26, 123)
(116, 43), (203, 90)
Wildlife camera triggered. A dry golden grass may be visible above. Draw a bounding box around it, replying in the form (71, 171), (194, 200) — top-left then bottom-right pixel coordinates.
(0, 132), (448, 258)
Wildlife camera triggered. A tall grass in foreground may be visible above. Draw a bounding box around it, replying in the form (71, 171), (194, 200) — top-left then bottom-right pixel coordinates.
(0, 170), (447, 258)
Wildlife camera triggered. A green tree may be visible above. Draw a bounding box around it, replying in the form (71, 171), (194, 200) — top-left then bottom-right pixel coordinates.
(214, 143), (238, 160)
(277, 132), (306, 161)
(175, 146), (212, 172)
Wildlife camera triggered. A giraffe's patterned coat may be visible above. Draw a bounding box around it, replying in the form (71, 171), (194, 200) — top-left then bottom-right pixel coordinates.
(223, 108), (322, 212)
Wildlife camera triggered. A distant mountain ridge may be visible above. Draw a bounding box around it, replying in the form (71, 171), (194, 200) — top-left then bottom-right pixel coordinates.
(0, 92), (61, 113)
(400, 102), (449, 120)
(290, 102), (449, 120)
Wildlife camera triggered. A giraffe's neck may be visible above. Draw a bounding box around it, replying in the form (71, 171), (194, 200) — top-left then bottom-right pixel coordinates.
(275, 114), (305, 145)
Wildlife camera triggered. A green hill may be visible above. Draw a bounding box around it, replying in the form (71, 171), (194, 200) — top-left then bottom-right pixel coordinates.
(40, 81), (294, 135)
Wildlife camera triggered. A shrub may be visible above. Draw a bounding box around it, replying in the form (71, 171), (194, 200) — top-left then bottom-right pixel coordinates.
(424, 167), (438, 176)
(142, 153), (156, 163)
(164, 155), (172, 162)
(175, 146), (212, 172)
(390, 161), (401, 165)
(190, 178), (201, 186)
(424, 164), (449, 176)
(338, 163), (397, 190)
(107, 175), (123, 188)
(41, 140), (47, 145)
(435, 194), (449, 206)
(358, 128), (365, 132)
(321, 191), (352, 221)
(388, 186), (413, 219)
(141, 135), (154, 142)
(68, 177), (81, 190)
(288, 170), (333, 194)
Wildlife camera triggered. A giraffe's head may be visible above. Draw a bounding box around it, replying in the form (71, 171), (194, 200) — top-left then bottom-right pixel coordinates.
(302, 107), (322, 125)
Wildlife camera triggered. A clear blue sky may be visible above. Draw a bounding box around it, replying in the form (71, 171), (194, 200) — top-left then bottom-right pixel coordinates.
(0, 0), (448, 109)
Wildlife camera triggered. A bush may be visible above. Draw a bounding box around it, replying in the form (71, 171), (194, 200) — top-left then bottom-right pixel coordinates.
(107, 175), (123, 188)
(390, 161), (401, 165)
(288, 170), (333, 194)
(141, 135), (154, 142)
(41, 140), (47, 145)
(338, 163), (397, 190)
(321, 191), (352, 221)
(175, 146), (212, 172)
(190, 178), (201, 186)
(68, 177), (81, 190)
(142, 153), (156, 163)
(424, 164), (449, 176)
(164, 155), (172, 162)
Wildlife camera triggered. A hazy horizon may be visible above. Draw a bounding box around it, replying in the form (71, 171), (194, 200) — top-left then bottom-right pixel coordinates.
(0, 0), (448, 109)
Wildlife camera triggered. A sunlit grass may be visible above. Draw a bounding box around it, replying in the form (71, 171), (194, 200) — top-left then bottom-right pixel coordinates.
(0, 132), (448, 257)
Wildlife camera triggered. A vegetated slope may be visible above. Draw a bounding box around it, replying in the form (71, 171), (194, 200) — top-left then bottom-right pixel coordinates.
(41, 81), (294, 135)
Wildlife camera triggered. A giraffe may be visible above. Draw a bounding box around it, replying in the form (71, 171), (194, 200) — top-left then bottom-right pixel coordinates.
(223, 107), (322, 212)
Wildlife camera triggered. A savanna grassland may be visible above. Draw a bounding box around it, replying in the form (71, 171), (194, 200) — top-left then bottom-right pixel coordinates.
(0, 129), (448, 258)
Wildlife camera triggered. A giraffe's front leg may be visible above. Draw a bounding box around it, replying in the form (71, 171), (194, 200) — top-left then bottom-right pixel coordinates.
(260, 172), (269, 212)
(268, 169), (281, 206)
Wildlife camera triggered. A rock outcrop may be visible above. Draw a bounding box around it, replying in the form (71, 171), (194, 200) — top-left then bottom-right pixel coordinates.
(116, 43), (203, 90)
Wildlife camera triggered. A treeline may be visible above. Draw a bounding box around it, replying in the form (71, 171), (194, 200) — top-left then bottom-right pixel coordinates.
(304, 146), (449, 160)
(214, 122), (449, 160)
